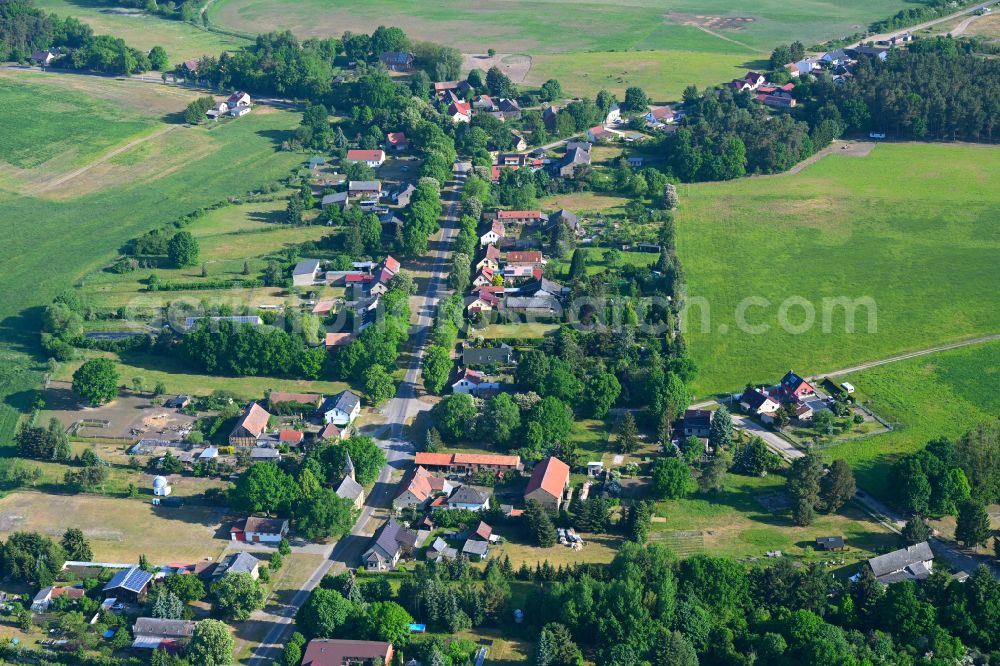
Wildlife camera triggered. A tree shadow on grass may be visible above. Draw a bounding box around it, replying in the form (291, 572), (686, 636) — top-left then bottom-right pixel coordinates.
(255, 128), (294, 149)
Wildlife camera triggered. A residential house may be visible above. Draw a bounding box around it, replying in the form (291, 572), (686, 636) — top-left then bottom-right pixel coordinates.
(518, 277), (569, 299)
(348, 180), (382, 199)
(683, 409), (713, 438)
(393, 465), (453, 511)
(386, 131), (408, 151)
(301, 639), (394, 666)
(319, 390), (362, 426)
(363, 518), (418, 570)
(477, 244), (502, 272)
(473, 95), (497, 111)
(391, 182), (416, 206)
(413, 452), (523, 474)
(506, 250), (544, 268)
(848, 46), (889, 61)
(446, 486), (491, 511)
(627, 156), (644, 168)
(779, 371), (816, 400)
(293, 259), (323, 286)
(206, 101), (229, 119)
(587, 125), (617, 143)
(462, 343), (514, 367)
(230, 516), (288, 544)
(510, 129), (528, 151)
(229, 403), (271, 447)
(739, 389), (781, 422)
(505, 294), (561, 316)
(480, 219), (505, 246)
(558, 144), (592, 177)
(31, 586), (84, 613)
(604, 103), (621, 125)
(250, 447), (281, 462)
(213, 552), (260, 580)
(497, 210), (544, 225)
(131, 618), (198, 651)
(497, 153), (527, 167)
(645, 105), (679, 128)
(428, 537), (458, 562)
(448, 101), (472, 123)
(465, 289), (500, 315)
(379, 51), (414, 71)
(229, 105), (251, 118)
(491, 98), (522, 121)
(548, 209), (582, 236)
(729, 71), (765, 91)
(103, 567), (154, 603)
(227, 91), (251, 107)
(472, 268), (496, 288)
(278, 429), (304, 446)
(451, 368), (501, 397)
(346, 149), (386, 167)
(865, 542), (934, 584)
(31, 49), (57, 66)
(503, 264), (537, 281)
(336, 452), (365, 509)
(524, 456), (571, 511)
(821, 49), (852, 67)
(318, 422), (344, 441)
(268, 391), (324, 413)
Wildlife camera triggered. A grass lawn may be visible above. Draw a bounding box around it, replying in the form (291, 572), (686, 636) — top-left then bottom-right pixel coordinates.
(473, 323), (559, 339)
(208, 0), (911, 55)
(52, 352), (352, 402)
(526, 50), (760, 101)
(651, 473), (896, 567)
(34, 0), (251, 62)
(0, 71), (303, 446)
(489, 523), (623, 568)
(548, 247), (657, 278)
(0, 491), (228, 563)
(819, 340), (1000, 500)
(539, 191), (631, 213)
(676, 143), (1000, 397)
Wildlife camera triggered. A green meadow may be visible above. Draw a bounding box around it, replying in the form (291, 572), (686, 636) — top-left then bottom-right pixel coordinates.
(821, 340), (1000, 500)
(208, 0), (912, 54)
(33, 0), (250, 62)
(675, 143), (1000, 398)
(0, 70), (303, 444)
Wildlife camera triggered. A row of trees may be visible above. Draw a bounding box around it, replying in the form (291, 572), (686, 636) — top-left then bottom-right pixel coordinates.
(178, 319), (326, 379)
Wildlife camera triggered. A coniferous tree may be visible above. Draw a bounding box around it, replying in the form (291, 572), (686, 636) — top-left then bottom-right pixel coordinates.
(955, 500), (991, 548)
(787, 454), (823, 526)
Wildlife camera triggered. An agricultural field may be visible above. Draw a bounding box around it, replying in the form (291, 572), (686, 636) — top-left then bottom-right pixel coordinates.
(33, 0), (250, 62)
(675, 143), (1000, 397)
(0, 491), (229, 563)
(207, 0), (912, 55)
(651, 473), (897, 567)
(525, 50), (761, 101)
(0, 70), (303, 445)
(821, 340), (1000, 500)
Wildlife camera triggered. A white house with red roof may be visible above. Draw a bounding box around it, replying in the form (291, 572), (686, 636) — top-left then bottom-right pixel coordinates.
(477, 244), (501, 272)
(779, 370), (816, 401)
(451, 368), (501, 397)
(739, 388), (782, 423)
(480, 220), (505, 247)
(465, 289), (500, 315)
(386, 132), (407, 151)
(472, 267), (496, 288)
(346, 149), (386, 167)
(448, 101), (472, 123)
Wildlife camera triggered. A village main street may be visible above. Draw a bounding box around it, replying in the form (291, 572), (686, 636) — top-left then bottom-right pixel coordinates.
(244, 169), (465, 665)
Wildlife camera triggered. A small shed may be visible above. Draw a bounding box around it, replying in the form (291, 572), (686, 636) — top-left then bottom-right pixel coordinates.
(816, 536), (845, 551)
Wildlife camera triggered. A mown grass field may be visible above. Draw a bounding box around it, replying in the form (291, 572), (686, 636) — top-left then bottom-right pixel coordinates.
(676, 143), (1000, 397)
(208, 0), (911, 54)
(33, 0), (250, 62)
(820, 340), (1000, 500)
(549, 247), (658, 278)
(526, 50), (761, 101)
(651, 473), (896, 565)
(0, 71), (303, 446)
(0, 491), (228, 563)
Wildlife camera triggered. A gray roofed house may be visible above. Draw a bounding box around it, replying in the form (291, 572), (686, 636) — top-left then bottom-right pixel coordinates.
(446, 485), (491, 511)
(505, 295), (562, 315)
(392, 182), (417, 206)
(518, 277), (569, 298)
(132, 617), (198, 650)
(547, 209), (581, 235)
(214, 552), (260, 579)
(250, 447), (282, 461)
(866, 541), (934, 584)
(322, 192), (350, 208)
(462, 343), (514, 367)
(320, 390), (362, 426)
(293, 259), (322, 287)
(363, 517), (418, 571)
(558, 146), (592, 177)
(462, 539), (489, 560)
(348, 180), (382, 197)
(379, 51), (414, 71)
(429, 537), (458, 561)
